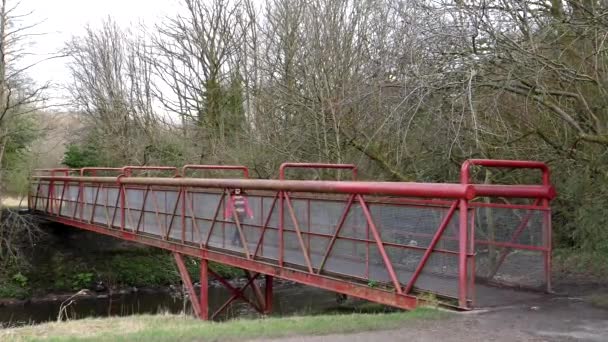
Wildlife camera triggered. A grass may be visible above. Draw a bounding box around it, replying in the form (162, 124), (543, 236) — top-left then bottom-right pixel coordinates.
(552, 248), (608, 282)
(0, 308), (442, 342)
(587, 294), (608, 309)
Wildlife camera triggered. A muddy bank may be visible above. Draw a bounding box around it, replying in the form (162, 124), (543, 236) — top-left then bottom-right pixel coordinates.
(1, 285), (172, 306)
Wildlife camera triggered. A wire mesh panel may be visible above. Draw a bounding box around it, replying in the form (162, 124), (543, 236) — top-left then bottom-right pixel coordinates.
(28, 174), (551, 309)
(371, 202), (461, 298)
(35, 183), (469, 299)
(51, 183), (65, 215)
(473, 205), (549, 289)
(100, 187), (120, 226)
(321, 202), (370, 279)
(31, 182), (48, 211)
(184, 191), (217, 244)
(58, 183), (76, 217)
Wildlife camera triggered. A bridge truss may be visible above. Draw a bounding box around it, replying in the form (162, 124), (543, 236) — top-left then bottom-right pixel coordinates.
(29, 160), (554, 319)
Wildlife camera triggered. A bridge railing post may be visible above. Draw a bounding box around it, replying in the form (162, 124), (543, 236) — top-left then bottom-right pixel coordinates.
(46, 178), (53, 214)
(200, 258), (209, 320)
(279, 190), (284, 267)
(117, 175), (126, 231)
(458, 198), (469, 309)
(264, 275), (273, 314)
(173, 252), (204, 319)
(460, 159), (555, 297)
(543, 197), (552, 293)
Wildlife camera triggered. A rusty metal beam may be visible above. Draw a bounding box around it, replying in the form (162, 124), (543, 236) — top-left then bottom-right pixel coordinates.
(36, 176), (478, 199)
(173, 252), (203, 319)
(43, 216), (419, 311)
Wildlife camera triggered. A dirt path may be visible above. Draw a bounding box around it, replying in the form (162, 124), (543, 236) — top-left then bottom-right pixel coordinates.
(261, 295), (608, 342)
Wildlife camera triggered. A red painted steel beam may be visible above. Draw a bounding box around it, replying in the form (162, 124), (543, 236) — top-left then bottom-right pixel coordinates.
(42, 215), (419, 311)
(210, 271), (262, 319)
(543, 203), (552, 293)
(358, 195), (403, 294)
(458, 199), (469, 308)
(283, 192), (314, 273)
(245, 270), (266, 311)
(317, 194), (355, 273)
(253, 193), (278, 258)
(461, 159), (551, 186)
(207, 269), (262, 312)
(404, 201), (458, 294)
(173, 252), (203, 319)
(200, 259), (209, 320)
(36, 176), (477, 199)
(472, 184), (555, 199)
(182, 165), (250, 178)
(279, 162), (358, 180)
(265, 275), (273, 314)
(37, 177), (557, 199)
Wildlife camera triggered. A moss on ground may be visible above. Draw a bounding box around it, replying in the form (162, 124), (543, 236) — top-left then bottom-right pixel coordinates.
(587, 294), (608, 309)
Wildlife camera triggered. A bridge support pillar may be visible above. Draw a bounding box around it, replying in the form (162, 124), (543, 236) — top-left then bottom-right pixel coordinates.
(264, 274), (273, 314)
(175, 251), (273, 320)
(173, 252), (206, 320)
(199, 258), (209, 320)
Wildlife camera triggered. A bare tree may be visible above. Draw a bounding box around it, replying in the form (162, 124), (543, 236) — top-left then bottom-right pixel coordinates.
(66, 19), (161, 165)
(0, 0), (53, 183)
(0, 0), (50, 278)
(152, 0), (247, 162)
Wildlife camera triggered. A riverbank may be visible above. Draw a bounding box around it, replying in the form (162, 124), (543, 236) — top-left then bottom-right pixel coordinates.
(0, 308), (441, 342)
(0, 225), (240, 301)
(4, 291), (608, 342)
(3, 285), (608, 342)
(1, 279), (360, 326)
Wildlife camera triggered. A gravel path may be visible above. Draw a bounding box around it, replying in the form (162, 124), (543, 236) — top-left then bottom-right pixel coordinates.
(259, 295), (608, 342)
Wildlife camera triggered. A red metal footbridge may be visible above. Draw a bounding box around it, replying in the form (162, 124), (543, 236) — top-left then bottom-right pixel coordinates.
(28, 160), (555, 319)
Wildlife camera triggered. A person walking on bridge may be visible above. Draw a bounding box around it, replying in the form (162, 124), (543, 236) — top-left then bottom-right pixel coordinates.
(225, 188), (253, 247)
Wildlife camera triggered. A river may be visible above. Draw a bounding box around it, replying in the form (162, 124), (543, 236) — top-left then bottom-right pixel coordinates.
(0, 281), (358, 326)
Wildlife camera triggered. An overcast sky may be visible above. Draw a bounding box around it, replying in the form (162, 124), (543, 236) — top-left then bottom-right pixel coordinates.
(18, 0), (181, 103)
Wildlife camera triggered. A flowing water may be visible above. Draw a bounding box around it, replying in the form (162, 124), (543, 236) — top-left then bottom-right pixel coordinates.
(0, 282), (352, 326)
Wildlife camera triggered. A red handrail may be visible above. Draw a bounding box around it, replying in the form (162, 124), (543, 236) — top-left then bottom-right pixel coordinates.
(35, 176), (477, 199)
(461, 159), (551, 186)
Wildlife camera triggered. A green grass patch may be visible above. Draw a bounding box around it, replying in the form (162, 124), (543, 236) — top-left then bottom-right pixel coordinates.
(587, 294), (608, 309)
(0, 280), (30, 299)
(0, 308), (443, 342)
(553, 248), (608, 282)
